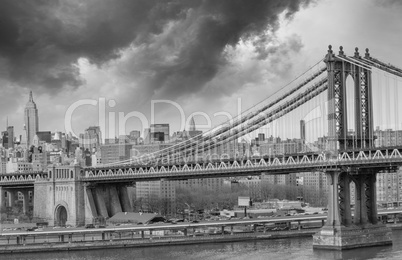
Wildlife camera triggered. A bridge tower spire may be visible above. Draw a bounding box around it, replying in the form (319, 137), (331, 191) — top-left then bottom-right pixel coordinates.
(314, 45), (392, 250)
(325, 45), (374, 151)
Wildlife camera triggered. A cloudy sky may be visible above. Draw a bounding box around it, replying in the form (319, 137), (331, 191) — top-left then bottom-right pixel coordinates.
(0, 0), (401, 140)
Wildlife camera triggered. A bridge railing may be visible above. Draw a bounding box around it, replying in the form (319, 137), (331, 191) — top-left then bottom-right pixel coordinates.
(81, 147), (402, 181)
(0, 172), (47, 185)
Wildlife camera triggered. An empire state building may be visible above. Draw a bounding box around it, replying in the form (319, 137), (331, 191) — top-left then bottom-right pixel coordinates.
(24, 91), (39, 147)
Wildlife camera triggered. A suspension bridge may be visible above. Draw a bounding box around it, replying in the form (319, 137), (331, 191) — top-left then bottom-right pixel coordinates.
(1, 45), (402, 250)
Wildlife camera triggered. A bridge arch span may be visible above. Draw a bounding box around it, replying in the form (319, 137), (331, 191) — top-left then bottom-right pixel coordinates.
(54, 200), (70, 227)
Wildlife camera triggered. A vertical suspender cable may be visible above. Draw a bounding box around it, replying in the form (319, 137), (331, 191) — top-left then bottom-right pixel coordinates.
(394, 75), (399, 145)
(385, 71), (390, 132)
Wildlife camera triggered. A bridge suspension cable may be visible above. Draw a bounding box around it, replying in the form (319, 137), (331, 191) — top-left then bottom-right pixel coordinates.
(99, 59), (327, 167)
(96, 47), (402, 169)
(179, 79), (328, 158)
(363, 56), (402, 78)
(154, 63), (326, 154)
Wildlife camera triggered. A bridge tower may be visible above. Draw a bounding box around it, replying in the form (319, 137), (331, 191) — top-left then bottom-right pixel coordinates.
(313, 46), (392, 249)
(33, 165), (87, 226)
(32, 164), (135, 227)
(325, 45), (374, 151)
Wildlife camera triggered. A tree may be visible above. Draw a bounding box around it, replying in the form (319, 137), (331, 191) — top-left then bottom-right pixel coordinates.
(132, 197), (145, 212)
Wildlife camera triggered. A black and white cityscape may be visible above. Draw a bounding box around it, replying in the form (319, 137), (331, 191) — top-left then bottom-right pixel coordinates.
(1, 0), (402, 259)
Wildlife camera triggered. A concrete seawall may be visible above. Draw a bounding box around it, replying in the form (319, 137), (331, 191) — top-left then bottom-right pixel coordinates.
(1, 224), (401, 254)
(0, 230), (318, 254)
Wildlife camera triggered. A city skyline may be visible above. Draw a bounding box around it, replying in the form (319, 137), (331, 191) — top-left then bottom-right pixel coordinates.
(0, 0), (402, 141)
(1, 1), (402, 254)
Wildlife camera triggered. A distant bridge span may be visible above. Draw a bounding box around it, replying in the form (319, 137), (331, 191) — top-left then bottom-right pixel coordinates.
(1, 147), (402, 186)
(81, 147), (402, 183)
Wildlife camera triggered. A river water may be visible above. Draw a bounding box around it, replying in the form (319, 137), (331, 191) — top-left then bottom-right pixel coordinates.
(3, 230), (402, 260)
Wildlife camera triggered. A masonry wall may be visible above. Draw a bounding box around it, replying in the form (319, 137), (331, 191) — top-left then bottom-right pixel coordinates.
(33, 165), (86, 227)
(32, 166), (136, 226)
(33, 181), (52, 222)
(54, 181), (78, 226)
(75, 180), (86, 226)
(84, 186), (96, 224)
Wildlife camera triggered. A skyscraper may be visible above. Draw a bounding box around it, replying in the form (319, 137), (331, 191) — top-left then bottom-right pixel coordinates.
(20, 124), (28, 148)
(1, 131), (8, 148)
(24, 91), (39, 147)
(144, 124), (170, 144)
(79, 126), (102, 151)
(189, 117), (196, 132)
(300, 120), (306, 142)
(7, 126), (14, 149)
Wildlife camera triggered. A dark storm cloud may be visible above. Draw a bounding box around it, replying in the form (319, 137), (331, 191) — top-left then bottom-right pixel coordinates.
(0, 0), (311, 96)
(375, 0), (402, 7)
(0, 0), (180, 92)
(118, 0), (313, 101)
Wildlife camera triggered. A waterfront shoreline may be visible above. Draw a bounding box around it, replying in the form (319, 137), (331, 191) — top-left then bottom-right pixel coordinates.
(2, 224), (402, 254)
(0, 230), (318, 254)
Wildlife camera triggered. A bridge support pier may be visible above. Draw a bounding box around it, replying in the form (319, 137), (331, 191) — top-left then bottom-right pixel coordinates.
(94, 187), (109, 218)
(0, 187), (5, 212)
(22, 190), (30, 215)
(313, 170), (392, 250)
(119, 185), (133, 212)
(8, 191), (16, 207)
(109, 186), (122, 216)
(85, 186), (98, 217)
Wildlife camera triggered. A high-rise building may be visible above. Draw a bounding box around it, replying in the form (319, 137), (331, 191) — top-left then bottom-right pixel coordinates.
(375, 128), (402, 147)
(0, 155), (6, 174)
(300, 120), (306, 142)
(79, 126), (102, 151)
(189, 117), (196, 132)
(135, 180), (176, 216)
(6, 160), (33, 173)
(298, 172), (328, 206)
(370, 128), (402, 207)
(20, 125), (28, 148)
(32, 147), (50, 171)
(360, 169), (402, 208)
(171, 117), (202, 144)
(206, 139), (241, 159)
(144, 124), (170, 144)
(24, 91), (39, 147)
(36, 131), (52, 144)
(175, 178), (225, 191)
(7, 126), (14, 149)
(100, 142), (133, 165)
(1, 131), (8, 149)
(261, 173), (297, 186)
(129, 130), (141, 144)
(259, 138), (304, 156)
